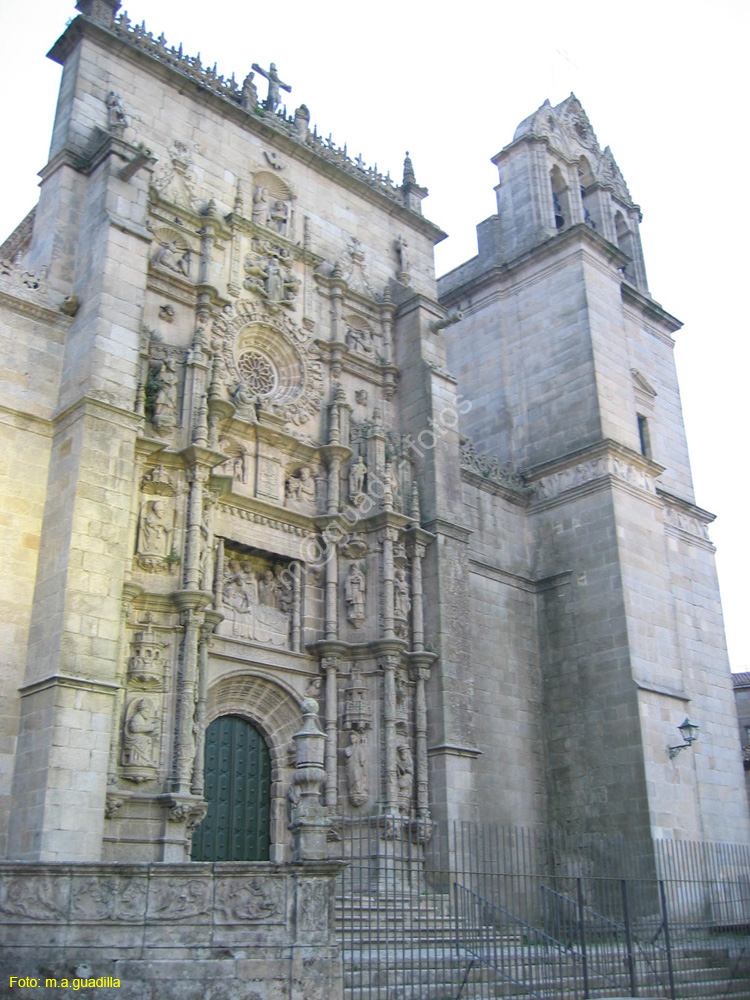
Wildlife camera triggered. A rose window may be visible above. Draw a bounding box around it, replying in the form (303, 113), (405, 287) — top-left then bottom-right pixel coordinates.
(238, 349), (278, 397)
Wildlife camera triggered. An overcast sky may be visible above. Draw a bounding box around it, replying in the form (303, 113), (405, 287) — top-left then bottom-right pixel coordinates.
(1, 0), (748, 669)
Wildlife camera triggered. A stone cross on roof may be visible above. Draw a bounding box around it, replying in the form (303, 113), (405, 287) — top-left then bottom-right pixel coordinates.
(251, 62), (291, 112)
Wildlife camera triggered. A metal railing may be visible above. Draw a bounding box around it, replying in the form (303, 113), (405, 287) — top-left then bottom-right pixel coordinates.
(334, 813), (750, 1000)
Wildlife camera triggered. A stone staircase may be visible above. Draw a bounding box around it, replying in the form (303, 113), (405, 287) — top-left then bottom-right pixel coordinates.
(335, 892), (750, 1000)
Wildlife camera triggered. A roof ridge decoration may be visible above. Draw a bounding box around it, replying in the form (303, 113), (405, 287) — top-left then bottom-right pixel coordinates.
(512, 93), (632, 205)
(73, 7), (426, 215)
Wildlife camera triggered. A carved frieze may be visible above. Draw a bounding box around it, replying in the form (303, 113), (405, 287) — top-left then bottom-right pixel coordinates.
(219, 548), (293, 647)
(0, 876), (68, 922)
(662, 503), (710, 541)
(70, 876), (148, 923)
(214, 877), (281, 923)
(146, 878), (212, 921)
(532, 453), (657, 502)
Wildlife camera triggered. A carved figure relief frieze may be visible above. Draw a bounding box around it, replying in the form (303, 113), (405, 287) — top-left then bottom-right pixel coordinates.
(345, 315), (381, 360)
(149, 226), (192, 279)
(219, 548), (293, 647)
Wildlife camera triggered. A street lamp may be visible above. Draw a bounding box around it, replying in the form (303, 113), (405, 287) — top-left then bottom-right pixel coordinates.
(668, 717), (699, 759)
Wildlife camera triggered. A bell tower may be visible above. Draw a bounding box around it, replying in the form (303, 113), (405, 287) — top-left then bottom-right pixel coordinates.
(437, 96), (750, 846)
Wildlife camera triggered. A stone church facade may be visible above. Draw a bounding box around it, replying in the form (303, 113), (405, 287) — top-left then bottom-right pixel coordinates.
(1, 0), (747, 870)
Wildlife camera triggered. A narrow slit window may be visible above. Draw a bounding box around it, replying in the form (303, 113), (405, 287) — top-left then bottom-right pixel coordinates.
(637, 414), (651, 458)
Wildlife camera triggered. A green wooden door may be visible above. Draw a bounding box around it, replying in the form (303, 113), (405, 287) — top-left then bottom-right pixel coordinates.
(191, 715), (272, 861)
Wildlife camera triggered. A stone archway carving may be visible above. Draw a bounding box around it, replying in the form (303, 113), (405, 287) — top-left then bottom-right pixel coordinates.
(206, 672), (302, 861)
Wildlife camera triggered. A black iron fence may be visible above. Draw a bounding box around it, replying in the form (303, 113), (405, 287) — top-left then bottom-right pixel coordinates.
(335, 813), (750, 1000)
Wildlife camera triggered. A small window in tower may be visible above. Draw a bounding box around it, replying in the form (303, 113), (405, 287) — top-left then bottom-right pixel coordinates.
(550, 166), (569, 231)
(637, 414), (651, 458)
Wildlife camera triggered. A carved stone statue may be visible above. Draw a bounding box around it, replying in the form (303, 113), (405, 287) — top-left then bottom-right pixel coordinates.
(394, 567), (411, 619)
(286, 466), (316, 506)
(152, 239), (190, 277)
(258, 569), (279, 609)
(232, 382), (259, 422)
(151, 358), (178, 435)
(252, 186), (269, 227)
(265, 258), (284, 302)
(344, 563), (366, 628)
(241, 71), (258, 111)
(397, 742), (414, 810)
(349, 456), (367, 497)
(122, 698), (159, 772)
(223, 559), (254, 616)
(137, 499), (170, 557)
(106, 91), (129, 134)
(395, 235), (410, 275)
(345, 731), (368, 807)
(251, 61), (291, 112)
(269, 199), (290, 235)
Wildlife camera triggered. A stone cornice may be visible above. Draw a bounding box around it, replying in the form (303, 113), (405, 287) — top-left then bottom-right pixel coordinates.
(52, 394), (144, 433)
(427, 743), (482, 759)
(421, 516), (472, 543)
(657, 488), (715, 549)
(19, 674), (120, 697)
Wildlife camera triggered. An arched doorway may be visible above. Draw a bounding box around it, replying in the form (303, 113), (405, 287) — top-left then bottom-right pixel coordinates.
(191, 714), (272, 861)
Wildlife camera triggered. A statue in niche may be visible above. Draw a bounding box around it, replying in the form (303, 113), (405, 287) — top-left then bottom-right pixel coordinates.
(121, 698), (159, 772)
(106, 91), (129, 135)
(150, 358), (178, 436)
(397, 742), (414, 810)
(286, 466), (316, 507)
(269, 199), (289, 235)
(395, 235), (411, 283)
(394, 567), (411, 620)
(258, 569), (279, 609)
(251, 61), (291, 112)
(223, 558), (255, 616)
(345, 731), (369, 807)
(137, 499), (171, 557)
(344, 563), (366, 628)
(252, 186), (269, 227)
(349, 456), (367, 498)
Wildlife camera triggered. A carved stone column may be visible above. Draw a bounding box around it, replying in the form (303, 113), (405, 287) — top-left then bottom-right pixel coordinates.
(382, 654), (399, 811)
(381, 528), (396, 641)
(329, 264), (346, 375)
(191, 612), (221, 797)
(323, 656), (339, 810)
(325, 543), (338, 641)
(413, 663), (430, 825)
(291, 560), (302, 652)
(409, 539), (425, 651)
(213, 537), (225, 611)
(172, 596), (205, 795)
(183, 466), (208, 589)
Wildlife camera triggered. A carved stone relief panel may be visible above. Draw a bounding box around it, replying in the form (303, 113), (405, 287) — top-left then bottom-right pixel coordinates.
(343, 562), (366, 629)
(120, 695), (161, 783)
(243, 234), (299, 311)
(218, 547), (293, 647)
(127, 626), (169, 690)
(134, 466), (179, 575)
(149, 225), (193, 280)
(217, 437), (250, 485)
(285, 464), (318, 511)
(345, 313), (381, 361)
